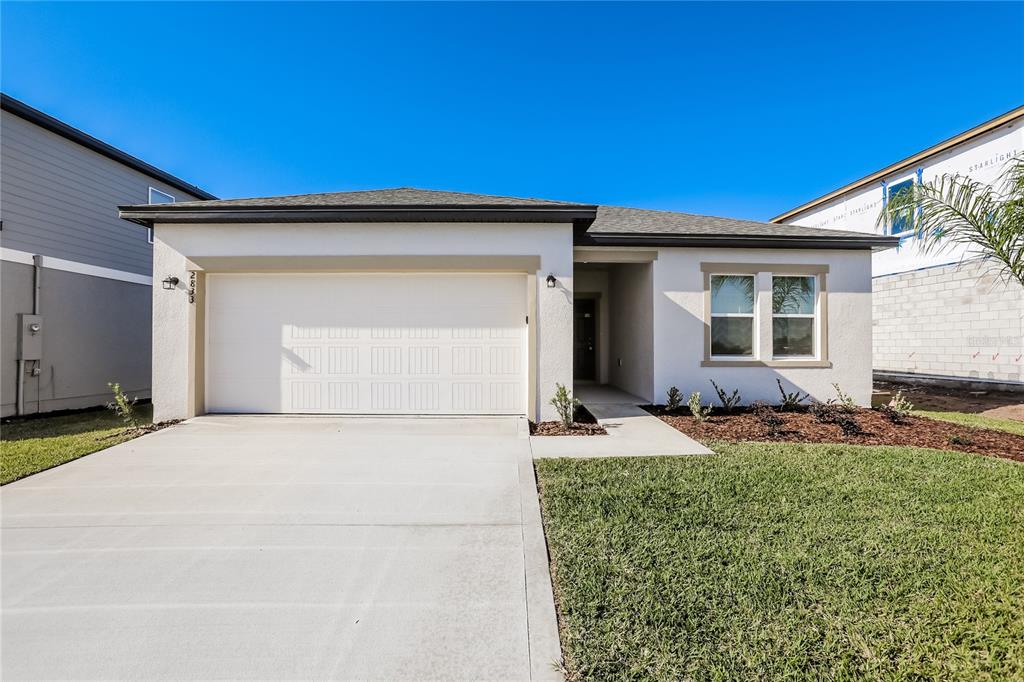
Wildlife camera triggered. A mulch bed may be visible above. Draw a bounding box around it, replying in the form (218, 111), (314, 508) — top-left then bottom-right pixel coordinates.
(646, 406), (1024, 462)
(531, 406), (607, 436)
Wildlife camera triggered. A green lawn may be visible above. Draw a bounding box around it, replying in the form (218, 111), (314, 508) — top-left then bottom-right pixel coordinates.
(537, 443), (1024, 680)
(915, 410), (1024, 436)
(1, 405), (152, 485)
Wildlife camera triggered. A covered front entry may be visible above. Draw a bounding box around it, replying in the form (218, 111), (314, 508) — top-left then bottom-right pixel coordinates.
(205, 273), (528, 415)
(573, 252), (655, 403)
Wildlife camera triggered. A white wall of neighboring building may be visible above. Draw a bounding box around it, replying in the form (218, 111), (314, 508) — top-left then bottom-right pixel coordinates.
(873, 260), (1023, 385)
(150, 221), (575, 423)
(780, 113), (1024, 387)
(785, 119), (1022, 276)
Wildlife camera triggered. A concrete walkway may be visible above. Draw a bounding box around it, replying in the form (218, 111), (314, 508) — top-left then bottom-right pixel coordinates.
(530, 384), (712, 458)
(2, 416), (561, 681)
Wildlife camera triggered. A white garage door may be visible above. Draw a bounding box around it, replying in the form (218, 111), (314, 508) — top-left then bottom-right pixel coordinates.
(205, 273), (528, 415)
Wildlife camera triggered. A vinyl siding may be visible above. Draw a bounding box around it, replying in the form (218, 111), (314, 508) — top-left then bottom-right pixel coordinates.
(0, 110), (205, 276)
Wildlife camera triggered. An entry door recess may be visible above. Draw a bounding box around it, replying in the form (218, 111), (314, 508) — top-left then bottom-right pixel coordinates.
(205, 273), (528, 415)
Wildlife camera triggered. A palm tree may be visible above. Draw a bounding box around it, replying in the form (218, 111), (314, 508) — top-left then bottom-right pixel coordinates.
(878, 154), (1024, 287)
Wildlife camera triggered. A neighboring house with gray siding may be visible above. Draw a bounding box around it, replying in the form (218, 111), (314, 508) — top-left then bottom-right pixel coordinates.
(1, 94), (215, 416)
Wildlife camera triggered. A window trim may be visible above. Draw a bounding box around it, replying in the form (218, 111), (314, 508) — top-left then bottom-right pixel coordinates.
(886, 178), (915, 237)
(771, 274), (818, 360)
(147, 188), (174, 245)
(701, 263), (831, 368)
(708, 273), (757, 360)
(148, 187), (175, 204)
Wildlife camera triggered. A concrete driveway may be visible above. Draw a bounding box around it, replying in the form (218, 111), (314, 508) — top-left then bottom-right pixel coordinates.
(2, 416), (560, 681)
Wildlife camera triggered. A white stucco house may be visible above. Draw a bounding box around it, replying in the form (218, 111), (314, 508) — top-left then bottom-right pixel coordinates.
(119, 189), (896, 423)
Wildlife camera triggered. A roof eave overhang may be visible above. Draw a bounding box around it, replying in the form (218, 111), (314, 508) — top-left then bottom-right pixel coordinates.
(3, 94), (217, 201)
(118, 205), (598, 227)
(574, 232), (900, 251)
(771, 105), (1024, 224)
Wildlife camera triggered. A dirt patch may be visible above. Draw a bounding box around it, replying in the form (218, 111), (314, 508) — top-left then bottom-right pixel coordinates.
(531, 406), (607, 436)
(647, 406), (1024, 462)
(96, 420), (180, 441)
(873, 380), (1024, 421)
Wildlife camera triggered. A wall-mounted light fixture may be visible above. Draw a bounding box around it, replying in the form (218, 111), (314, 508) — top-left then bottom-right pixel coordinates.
(162, 276), (180, 290)
(545, 274), (557, 288)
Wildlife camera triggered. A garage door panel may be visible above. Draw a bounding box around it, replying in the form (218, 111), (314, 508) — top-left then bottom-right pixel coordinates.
(206, 274), (527, 415)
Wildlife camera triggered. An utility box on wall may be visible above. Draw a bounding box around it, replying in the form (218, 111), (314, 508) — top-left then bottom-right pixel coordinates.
(17, 314), (43, 361)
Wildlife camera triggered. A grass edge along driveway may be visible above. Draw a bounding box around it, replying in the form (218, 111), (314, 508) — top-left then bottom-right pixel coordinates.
(536, 442), (1024, 681)
(1, 405), (153, 485)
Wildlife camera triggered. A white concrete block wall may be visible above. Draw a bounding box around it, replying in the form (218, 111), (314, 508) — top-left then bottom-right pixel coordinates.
(872, 258), (1023, 384)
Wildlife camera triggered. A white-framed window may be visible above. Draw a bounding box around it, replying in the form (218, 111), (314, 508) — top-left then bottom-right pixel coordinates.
(772, 275), (817, 358)
(886, 179), (914, 236)
(147, 188), (174, 245)
(148, 187), (175, 204)
(709, 274), (756, 358)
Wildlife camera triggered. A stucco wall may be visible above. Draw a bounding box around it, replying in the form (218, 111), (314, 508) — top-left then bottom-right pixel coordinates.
(652, 247), (873, 406)
(151, 221), (574, 423)
(608, 263), (654, 400)
(873, 258), (1023, 385)
(1, 261), (151, 416)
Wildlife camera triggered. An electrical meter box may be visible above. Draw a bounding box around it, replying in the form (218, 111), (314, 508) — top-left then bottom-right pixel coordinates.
(17, 314), (43, 361)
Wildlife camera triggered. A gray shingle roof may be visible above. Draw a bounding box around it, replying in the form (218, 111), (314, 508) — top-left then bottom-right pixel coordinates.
(589, 204), (876, 240)
(119, 187), (896, 248)
(142, 187), (588, 209)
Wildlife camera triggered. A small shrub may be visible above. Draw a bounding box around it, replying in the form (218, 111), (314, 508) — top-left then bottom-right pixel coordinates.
(776, 378), (809, 411)
(886, 390), (915, 422)
(665, 386), (684, 412)
(878, 390), (914, 423)
(835, 414), (863, 437)
(709, 380), (741, 412)
(877, 404), (900, 423)
(106, 382), (141, 430)
(829, 383), (858, 413)
(751, 400), (783, 436)
(549, 383), (580, 429)
(811, 400), (862, 436)
(688, 392), (713, 423)
(809, 401), (837, 424)
(949, 434), (974, 447)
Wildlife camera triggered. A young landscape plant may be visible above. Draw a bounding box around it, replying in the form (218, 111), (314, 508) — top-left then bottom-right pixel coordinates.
(751, 400), (783, 437)
(829, 383), (858, 413)
(776, 378), (809, 411)
(688, 391), (713, 423)
(888, 387), (913, 419)
(106, 382), (141, 430)
(550, 383), (580, 429)
(811, 400), (862, 437)
(709, 379), (741, 412)
(665, 386), (684, 412)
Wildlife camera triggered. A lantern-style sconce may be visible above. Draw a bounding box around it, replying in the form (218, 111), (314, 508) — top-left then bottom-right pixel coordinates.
(162, 276), (180, 290)
(545, 274), (557, 288)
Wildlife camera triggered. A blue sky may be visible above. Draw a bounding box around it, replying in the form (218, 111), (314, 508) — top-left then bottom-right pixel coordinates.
(3, 2), (1022, 220)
